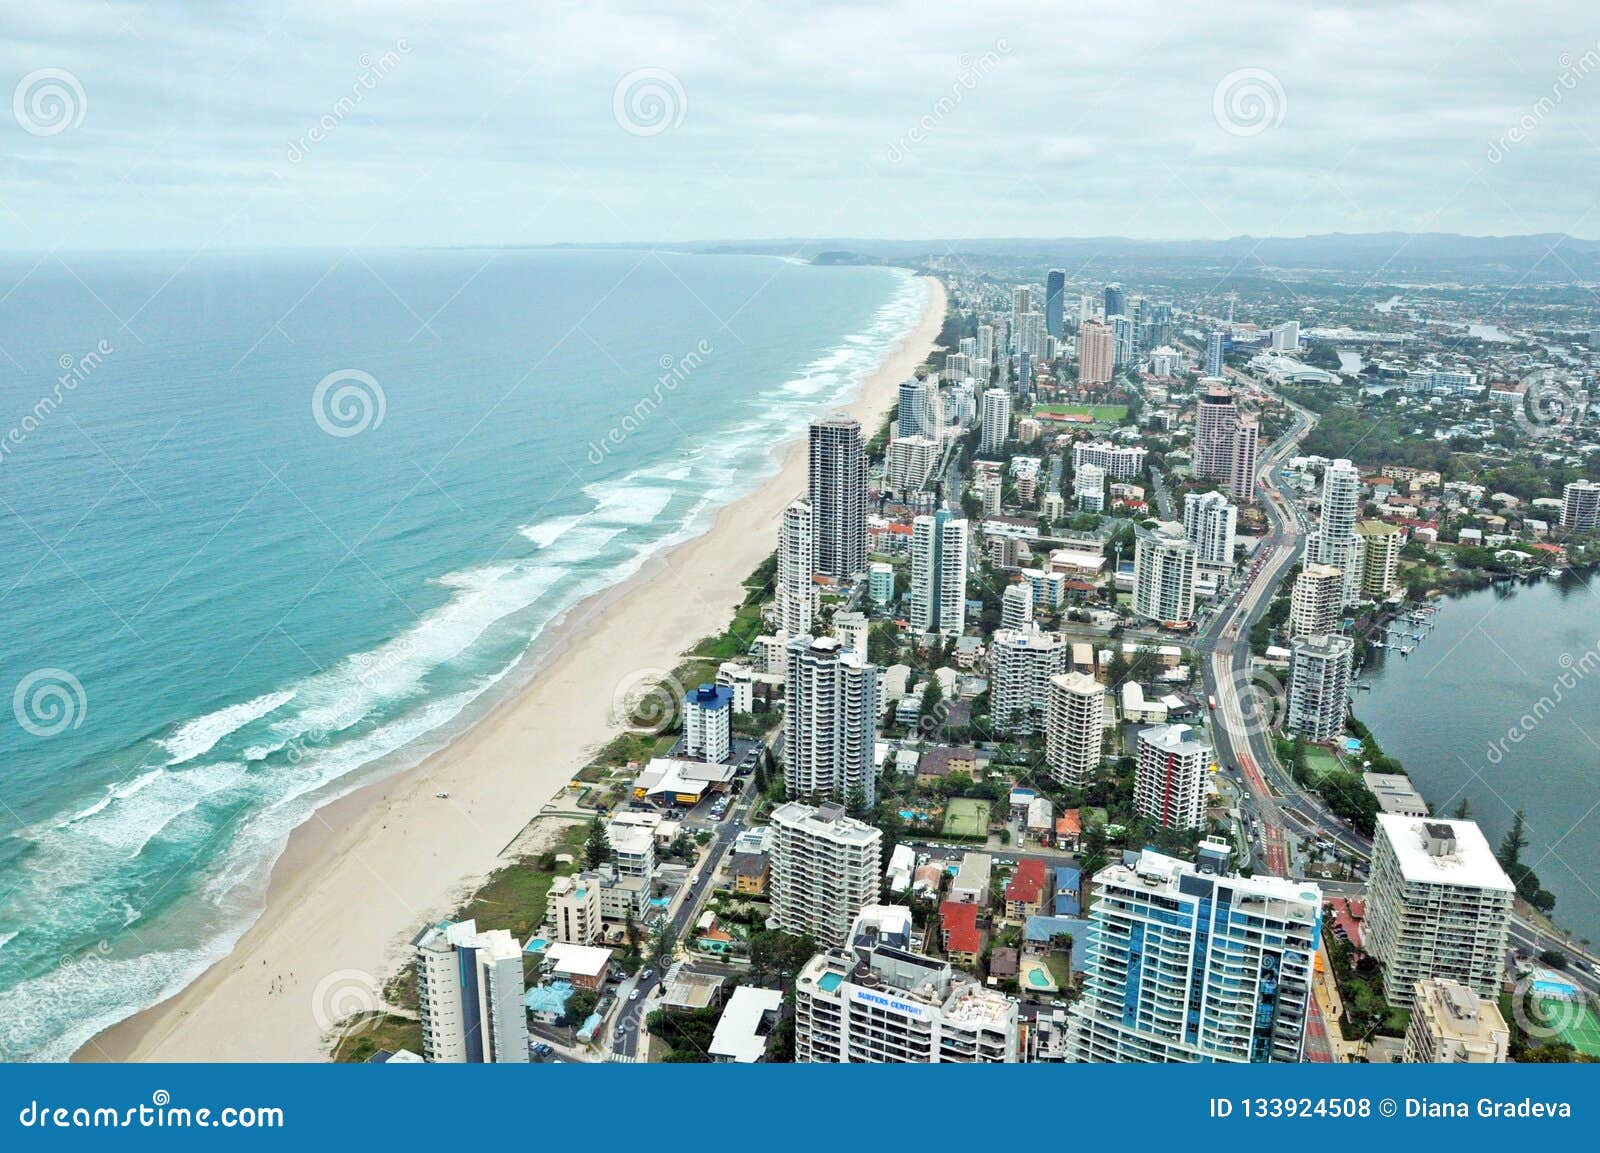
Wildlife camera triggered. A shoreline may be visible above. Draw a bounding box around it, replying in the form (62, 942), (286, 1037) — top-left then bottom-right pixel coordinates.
(76, 273), (947, 1063)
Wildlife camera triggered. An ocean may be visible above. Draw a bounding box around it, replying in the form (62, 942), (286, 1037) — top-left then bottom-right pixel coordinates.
(1356, 574), (1600, 944)
(0, 248), (926, 1059)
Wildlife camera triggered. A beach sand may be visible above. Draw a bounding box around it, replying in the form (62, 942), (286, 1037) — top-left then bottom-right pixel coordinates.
(78, 274), (946, 1063)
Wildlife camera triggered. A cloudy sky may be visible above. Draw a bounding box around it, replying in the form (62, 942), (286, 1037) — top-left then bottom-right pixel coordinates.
(3, 0), (1598, 250)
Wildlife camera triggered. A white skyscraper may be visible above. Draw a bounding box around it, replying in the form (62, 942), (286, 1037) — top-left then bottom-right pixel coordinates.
(1307, 459), (1362, 605)
(1134, 723), (1211, 830)
(909, 510), (968, 637)
(413, 919), (528, 1063)
(989, 627), (1066, 735)
(776, 496), (815, 637)
(784, 635), (878, 807)
(1131, 521), (1197, 624)
(1182, 490), (1237, 566)
(1561, 479), (1600, 532)
(1074, 462), (1106, 512)
(1287, 633), (1354, 742)
(886, 434), (940, 492)
(1366, 816), (1514, 1007)
(980, 388), (1012, 453)
(1289, 562), (1344, 638)
(683, 682), (734, 763)
(897, 376), (941, 441)
(809, 414), (867, 580)
(1046, 672), (1105, 788)
(1000, 581), (1034, 630)
(769, 801), (882, 947)
(1071, 847), (1322, 1063)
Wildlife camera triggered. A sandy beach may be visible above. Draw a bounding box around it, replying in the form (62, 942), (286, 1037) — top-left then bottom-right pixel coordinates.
(78, 273), (946, 1063)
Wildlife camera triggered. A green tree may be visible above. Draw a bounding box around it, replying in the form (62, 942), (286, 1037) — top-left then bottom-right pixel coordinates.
(650, 917), (679, 968)
(1498, 809), (1528, 872)
(585, 815), (611, 870)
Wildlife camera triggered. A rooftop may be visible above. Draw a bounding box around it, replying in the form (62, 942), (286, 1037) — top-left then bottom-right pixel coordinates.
(1377, 814), (1515, 891)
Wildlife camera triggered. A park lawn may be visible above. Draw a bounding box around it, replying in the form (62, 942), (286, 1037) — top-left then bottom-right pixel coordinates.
(943, 797), (991, 838)
(332, 1013), (423, 1064)
(455, 822), (587, 945)
(1046, 952), (1075, 989)
(1037, 403), (1128, 422)
(1303, 746), (1343, 781)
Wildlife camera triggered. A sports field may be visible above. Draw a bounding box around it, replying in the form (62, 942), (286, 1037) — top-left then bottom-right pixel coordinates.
(1304, 746), (1343, 780)
(943, 797), (991, 838)
(1548, 1000), (1600, 1057)
(1036, 403), (1128, 422)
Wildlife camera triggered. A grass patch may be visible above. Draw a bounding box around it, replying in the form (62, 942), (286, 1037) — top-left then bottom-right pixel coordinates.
(943, 797), (991, 838)
(1035, 403), (1128, 423)
(455, 823), (587, 945)
(331, 1013), (424, 1064)
(1303, 746), (1343, 781)
(1046, 952), (1075, 989)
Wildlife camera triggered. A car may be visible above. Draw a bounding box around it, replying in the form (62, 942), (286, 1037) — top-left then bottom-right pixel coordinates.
(628, 989), (641, 1001)
(532, 1042), (553, 1057)
(641, 968), (654, 981)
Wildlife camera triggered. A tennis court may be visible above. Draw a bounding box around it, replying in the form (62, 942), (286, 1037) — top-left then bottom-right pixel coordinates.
(1550, 1000), (1600, 1058)
(943, 798), (991, 839)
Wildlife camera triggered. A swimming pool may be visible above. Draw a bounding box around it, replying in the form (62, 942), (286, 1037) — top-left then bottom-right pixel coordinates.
(1026, 968), (1053, 989)
(818, 972), (844, 992)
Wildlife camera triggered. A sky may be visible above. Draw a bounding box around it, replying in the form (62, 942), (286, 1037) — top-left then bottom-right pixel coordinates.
(2, 0), (1599, 250)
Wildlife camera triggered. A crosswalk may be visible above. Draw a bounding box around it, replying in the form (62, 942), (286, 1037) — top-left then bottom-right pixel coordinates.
(607, 1052), (639, 1063)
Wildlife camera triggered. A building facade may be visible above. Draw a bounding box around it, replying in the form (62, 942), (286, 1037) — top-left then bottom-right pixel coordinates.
(909, 510), (969, 637)
(809, 415), (867, 580)
(784, 635), (878, 806)
(1046, 671), (1105, 788)
(413, 919), (528, 1063)
(769, 802), (883, 947)
(1133, 723), (1211, 830)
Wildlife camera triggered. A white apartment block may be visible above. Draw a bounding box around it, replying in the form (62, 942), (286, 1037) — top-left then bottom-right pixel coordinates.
(413, 919), (528, 1063)
(886, 434), (940, 492)
(683, 682), (733, 764)
(776, 496), (815, 637)
(809, 415), (867, 580)
(784, 634), (878, 807)
(1134, 723), (1211, 830)
(546, 874), (602, 945)
(1132, 521), (1197, 624)
(1046, 671), (1105, 788)
(1071, 848), (1321, 1063)
(1365, 816), (1514, 1007)
(1072, 440), (1146, 481)
(1355, 520), (1403, 599)
(1287, 633), (1354, 743)
(1074, 461), (1106, 511)
(769, 801), (883, 947)
(1000, 581), (1034, 630)
(1562, 479), (1600, 532)
(980, 388), (1012, 453)
(795, 906), (1020, 1063)
(1404, 978), (1510, 1063)
(1183, 490), (1237, 567)
(909, 511), (968, 637)
(989, 627), (1067, 735)
(1289, 562), (1343, 638)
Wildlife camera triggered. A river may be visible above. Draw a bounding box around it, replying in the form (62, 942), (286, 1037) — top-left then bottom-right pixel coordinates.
(1355, 573), (1600, 945)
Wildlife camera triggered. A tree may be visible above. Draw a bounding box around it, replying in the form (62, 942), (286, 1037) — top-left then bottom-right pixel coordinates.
(1498, 809), (1528, 872)
(585, 815), (611, 870)
(919, 677), (945, 736)
(1451, 796), (1472, 820)
(650, 917), (679, 968)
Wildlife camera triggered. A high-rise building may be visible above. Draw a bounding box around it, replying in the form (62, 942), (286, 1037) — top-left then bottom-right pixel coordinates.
(1000, 581), (1033, 630)
(976, 324), (994, 366)
(1183, 490), (1237, 566)
(1072, 440), (1146, 480)
(897, 377), (940, 441)
(885, 434), (939, 492)
(413, 919), (528, 1063)
(795, 905), (1020, 1062)
(1193, 383), (1257, 503)
(776, 496), (815, 637)
(1074, 462), (1106, 511)
(1561, 479), (1600, 532)
(1077, 319), (1115, 386)
(868, 560), (895, 608)
(1355, 520), (1403, 599)
(1270, 320), (1300, 352)
(1289, 563), (1344, 638)
(1230, 415), (1259, 503)
(546, 874), (602, 945)
(910, 510), (968, 637)
(1046, 671), (1104, 787)
(1306, 459), (1363, 605)
(769, 801), (883, 947)
(683, 683), (734, 763)
(1045, 269), (1066, 339)
(1102, 283), (1126, 321)
(1133, 723), (1211, 830)
(809, 415), (867, 580)
(784, 635), (878, 806)
(1366, 816), (1514, 1006)
(1011, 286), (1032, 346)
(1071, 847), (1322, 1063)
(980, 388), (1012, 453)
(1132, 521), (1197, 623)
(1109, 314), (1134, 368)
(1287, 633), (1353, 742)
(989, 627), (1066, 734)
(1403, 978), (1510, 1063)
(1205, 330), (1225, 377)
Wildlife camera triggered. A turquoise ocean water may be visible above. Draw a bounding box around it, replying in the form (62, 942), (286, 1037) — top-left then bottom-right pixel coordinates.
(0, 249), (925, 1059)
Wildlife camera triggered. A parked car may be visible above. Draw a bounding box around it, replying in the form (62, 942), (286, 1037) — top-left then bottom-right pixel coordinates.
(628, 989), (641, 1001)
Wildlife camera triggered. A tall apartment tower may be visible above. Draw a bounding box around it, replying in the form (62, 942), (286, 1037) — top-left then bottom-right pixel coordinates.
(1183, 490), (1238, 566)
(783, 635), (878, 807)
(1077, 319), (1115, 386)
(1561, 479), (1600, 532)
(1131, 521), (1198, 624)
(1046, 671), (1105, 788)
(1355, 520), (1403, 599)
(1403, 979), (1510, 1063)
(1365, 816), (1514, 1006)
(1205, 329), (1225, 377)
(1230, 415), (1259, 502)
(1071, 847), (1322, 1063)
(989, 627), (1067, 735)
(1194, 384), (1257, 503)
(683, 683), (734, 763)
(1287, 633), (1354, 743)
(1289, 563), (1344, 637)
(809, 415), (867, 580)
(1133, 723), (1212, 830)
(980, 388), (1012, 453)
(1307, 458), (1363, 605)
(975, 324), (994, 366)
(1011, 285), (1032, 343)
(776, 496), (815, 637)
(1045, 269), (1066, 339)
(910, 510), (969, 637)
(1102, 283), (1126, 320)
(769, 801), (883, 947)
(795, 905), (1020, 1062)
(413, 919), (528, 1063)
(897, 376), (940, 441)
